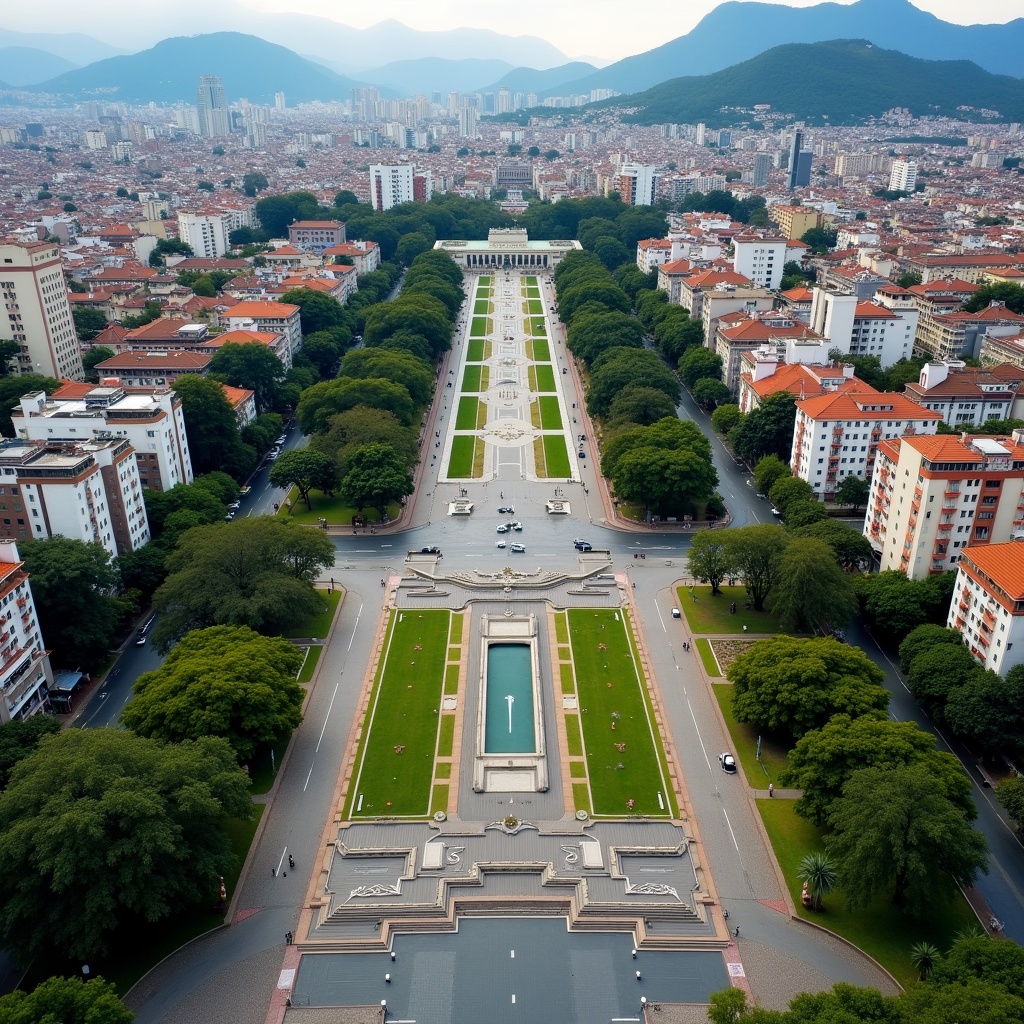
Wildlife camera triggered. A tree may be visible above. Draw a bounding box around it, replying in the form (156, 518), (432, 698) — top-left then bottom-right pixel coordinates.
(72, 306), (109, 341)
(826, 764), (988, 915)
(151, 518), (334, 648)
(242, 171), (269, 197)
(208, 342), (285, 412)
(0, 339), (18, 377)
(724, 524), (789, 611)
(929, 935), (1024, 998)
(172, 374), (253, 479)
(279, 287), (351, 337)
(586, 349), (679, 418)
(793, 519), (873, 570)
(731, 393), (797, 464)
(82, 345), (115, 382)
(800, 225), (838, 253)
(944, 666), (1024, 752)
(996, 776), (1024, 831)
(754, 455), (791, 497)
(679, 346), (723, 389)
(148, 237), (192, 267)
(122, 626), (304, 761)
(270, 449), (339, 511)
(963, 282), (1024, 315)
(910, 942), (942, 981)
(396, 231), (432, 265)
(19, 537), (120, 669)
(711, 404), (743, 437)
(310, 406), (419, 471)
(612, 446), (718, 515)
(144, 480), (227, 539)
(301, 331), (344, 378)
(607, 386), (678, 427)
(0, 729), (251, 961)
(783, 713), (975, 827)
(297, 377), (415, 434)
(901, 978), (1024, 1024)
(692, 377), (732, 408)
(341, 444), (414, 515)
(706, 987), (750, 1024)
(566, 311), (644, 365)
(729, 636), (888, 741)
(834, 474), (870, 510)
(363, 298), (452, 360)
(768, 475), (814, 517)
(334, 189), (360, 207)
(798, 852), (838, 911)
(897, 270), (922, 289)
(0, 716), (60, 792)
(687, 532), (736, 595)
(339, 348), (434, 407)
(766, 538), (856, 633)
(898, 624), (964, 673)
(0, 975), (133, 1023)
(853, 570), (955, 647)
(783, 500), (829, 529)
(906, 643), (979, 717)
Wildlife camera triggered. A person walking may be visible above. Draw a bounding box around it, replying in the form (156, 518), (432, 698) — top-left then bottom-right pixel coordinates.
(768, 783), (774, 797)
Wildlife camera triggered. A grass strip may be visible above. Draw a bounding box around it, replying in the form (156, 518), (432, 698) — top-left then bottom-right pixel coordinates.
(430, 784), (449, 816)
(297, 645), (322, 683)
(712, 682), (789, 784)
(437, 714), (455, 757)
(539, 396), (562, 430)
(444, 664), (460, 695)
(695, 638), (721, 677)
(531, 337), (550, 361)
(531, 317), (546, 336)
(572, 783), (591, 815)
(350, 610), (449, 817)
(447, 436), (476, 478)
(570, 761), (587, 778)
(564, 714), (583, 756)
(461, 365), (481, 392)
(434, 762), (452, 779)
(560, 663), (576, 694)
(527, 299), (543, 314)
(543, 435), (571, 478)
(471, 435), (485, 476)
(456, 396), (479, 430)
(554, 613), (568, 644)
(678, 584), (783, 635)
(279, 489), (394, 526)
(282, 589), (342, 639)
(450, 615), (464, 644)
(532, 436), (546, 476)
(466, 339), (484, 361)
(535, 364), (556, 392)
(569, 609), (672, 816)
(474, 299), (489, 314)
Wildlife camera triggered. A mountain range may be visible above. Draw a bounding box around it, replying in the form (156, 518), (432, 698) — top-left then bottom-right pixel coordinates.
(603, 39), (1024, 126)
(0, 46), (78, 86)
(543, 0), (1024, 99)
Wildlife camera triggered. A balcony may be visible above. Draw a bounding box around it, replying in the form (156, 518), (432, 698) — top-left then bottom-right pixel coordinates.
(944, 489), (960, 500)
(978, 632), (991, 648)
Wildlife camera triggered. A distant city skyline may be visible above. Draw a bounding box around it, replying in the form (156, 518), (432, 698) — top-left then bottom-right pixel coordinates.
(3, 0), (1021, 63)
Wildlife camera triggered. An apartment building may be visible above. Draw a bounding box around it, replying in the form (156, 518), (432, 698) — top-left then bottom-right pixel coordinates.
(0, 542), (54, 723)
(809, 287), (916, 367)
(701, 287), (776, 353)
(222, 301), (302, 364)
(737, 346), (860, 413)
(615, 164), (659, 206)
(866, 432), (1024, 581)
(905, 252), (1024, 285)
(288, 220), (346, 253)
(322, 240), (380, 276)
(15, 384), (193, 492)
(636, 239), (672, 273)
(889, 158), (918, 193)
(914, 302), (1024, 361)
(0, 240), (84, 380)
(731, 234), (787, 290)
(176, 207), (253, 260)
(792, 389), (940, 501)
(714, 311), (823, 391)
(980, 332), (1024, 368)
(0, 437), (150, 556)
(948, 542), (1024, 674)
(902, 360), (1024, 425)
(92, 349), (214, 386)
(679, 269), (752, 319)
(770, 205), (820, 241)
(369, 164), (431, 211)
(655, 258), (693, 303)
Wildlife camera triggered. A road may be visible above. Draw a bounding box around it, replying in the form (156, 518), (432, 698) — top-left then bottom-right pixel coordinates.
(118, 272), (1021, 1022)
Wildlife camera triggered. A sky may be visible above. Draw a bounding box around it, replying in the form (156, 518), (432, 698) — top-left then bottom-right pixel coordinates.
(5, 0), (1022, 61)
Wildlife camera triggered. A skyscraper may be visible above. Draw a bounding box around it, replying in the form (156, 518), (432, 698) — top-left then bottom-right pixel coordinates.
(616, 164), (659, 206)
(787, 130), (811, 189)
(196, 75), (230, 137)
(752, 152), (772, 187)
(889, 158), (918, 193)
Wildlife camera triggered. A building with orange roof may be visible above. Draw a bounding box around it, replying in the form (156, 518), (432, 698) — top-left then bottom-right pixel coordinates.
(732, 234), (787, 290)
(915, 301), (1024, 361)
(948, 540), (1024, 673)
(92, 349), (214, 386)
(203, 328), (290, 371)
(779, 286), (814, 322)
(809, 286), (917, 367)
(223, 301), (302, 363)
(655, 258), (693, 303)
(679, 269), (752, 319)
(792, 388), (941, 501)
(906, 251), (1022, 285)
(865, 431), (1024, 580)
(220, 383), (257, 428)
(0, 542), (54, 722)
(737, 347), (862, 413)
(322, 240), (380, 276)
(980, 332), (1024, 369)
(902, 360), (1024, 424)
(636, 238), (672, 274)
(713, 311), (823, 390)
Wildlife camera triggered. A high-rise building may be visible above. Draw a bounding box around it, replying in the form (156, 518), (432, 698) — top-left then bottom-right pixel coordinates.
(0, 241), (83, 380)
(497, 87), (512, 114)
(196, 75), (230, 137)
(787, 130), (812, 189)
(616, 164), (659, 206)
(889, 158), (917, 193)
(177, 211), (231, 259)
(695, 123), (707, 146)
(459, 107), (477, 138)
(752, 152), (772, 187)
(369, 164), (415, 211)
(274, 92), (286, 110)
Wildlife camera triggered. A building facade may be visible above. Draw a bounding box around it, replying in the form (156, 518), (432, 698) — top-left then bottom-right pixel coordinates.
(222, 301), (302, 364)
(288, 220), (346, 253)
(731, 234), (787, 291)
(615, 164), (659, 206)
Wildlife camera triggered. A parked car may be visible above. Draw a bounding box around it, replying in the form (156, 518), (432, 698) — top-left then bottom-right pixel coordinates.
(496, 525), (509, 534)
(135, 617), (155, 647)
(719, 752), (737, 774)
(496, 540), (507, 549)
(227, 501), (240, 512)
(511, 543), (525, 553)
(420, 546), (441, 555)
(276, 435), (288, 446)
(574, 539), (592, 552)
(511, 521), (523, 531)
(498, 506), (514, 514)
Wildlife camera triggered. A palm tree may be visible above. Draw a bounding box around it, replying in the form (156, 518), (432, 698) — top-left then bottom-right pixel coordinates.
(798, 851), (838, 911)
(952, 925), (987, 944)
(909, 941), (941, 981)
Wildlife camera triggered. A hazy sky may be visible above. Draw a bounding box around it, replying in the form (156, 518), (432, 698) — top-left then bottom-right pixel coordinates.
(7, 0), (1022, 61)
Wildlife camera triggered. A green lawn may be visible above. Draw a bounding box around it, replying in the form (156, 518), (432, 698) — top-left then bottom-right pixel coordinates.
(759, 799), (979, 986)
(456, 396), (480, 430)
(568, 609), (675, 816)
(531, 337), (551, 361)
(712, 683), (789, 784)
(297, 645), (322, 683)
(538, 396), (562, 430)
(530, 317), (546, 336)
(678, 584), (783, 635)
(470, 317), (488, 337)
(281, 490), (395, 526)
(474, 299), (489, 314)
(565, 713), (583, 756)
(282, 588), (342, 639)
(447, 436), (476, 477)
(535, 364), (556, 392)
(525, 276), (537, 287)
(479, 276), (491, 286)
(695, 638), (721, 677)
(527, 299), (543, 314)
(461, 365), (481, 391)
(466, 339), (484, 361)
(349, 610), (449, 817)
(543, 435), (571, 477)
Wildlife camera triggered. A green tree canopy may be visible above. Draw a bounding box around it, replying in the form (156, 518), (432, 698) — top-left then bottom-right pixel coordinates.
(19, 537), (120, 669)
(834, 474), (870, 509)
(691, 377), (732, 408)
(0, 729), (251, 961)
(826, 764), (988, 915)
(587, 348), (679, 418)
(723, 523), (788, 611)
(898, 624), (964, 673)
(853, 570), (956, 647)
(363, 296), (452, 360)
(72, 306), (109, 342)
(122, 626), (303, 761)
(151, 518), (334, 648)
(963, 282), (1024, 315)
(566, 310), (644, 365)
(338, 348), (434, 407)
(270, 448), (339, 511)
(710, 403), (743, 436)
(0, 975), (133, 1023)
(341, 444), (414, 515)
(208, 341), (284, 413)
(679, 346), (723, 389)
(783, 713), (976, 827)
(172, 375), (254, 479)
(729, 636), (888, 741)
(144, 480), (227, 540)
(309, 406), (419, 471)
(769, 474), (814, 517)
(297, 376), (416, 434)
(0, 374), (61, 434)
(0, 715), (60, 792)
(754, 454), (791, 496)
(731, 392), (798, 464)
(792, 519), (873, 570)
(765, 537), (857, 633)
(687, 532), (736, 595)
(607, 386), (678, 428)
(279, 287), (353, 338)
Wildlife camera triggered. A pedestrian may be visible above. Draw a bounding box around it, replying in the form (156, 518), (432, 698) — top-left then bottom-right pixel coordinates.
(734, 926), (740, 937)
(769, 783), (774, 797)
(271, 867), (276, 877)
(289, 855), (295, 869)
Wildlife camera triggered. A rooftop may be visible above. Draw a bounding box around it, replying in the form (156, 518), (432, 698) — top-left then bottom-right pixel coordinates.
(960, 541), (1024, 603)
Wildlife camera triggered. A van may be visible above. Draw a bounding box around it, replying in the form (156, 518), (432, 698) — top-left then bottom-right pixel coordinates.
(671, 608), (681, 619)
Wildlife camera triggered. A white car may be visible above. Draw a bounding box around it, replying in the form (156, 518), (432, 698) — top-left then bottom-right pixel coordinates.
(719, 752), (737, 774)
(511, 543), (525, 553)
(496, 524), (509, 533)
(496, 540), (507, 549)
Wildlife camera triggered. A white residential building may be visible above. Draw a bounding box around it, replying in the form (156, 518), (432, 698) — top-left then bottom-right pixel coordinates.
(902, 361), (1024, 425)
(809, 287), (917, 368)
(0, 437), (150, 557)
(222, 301), (303, 365)
(14, 384), (193, 493)
(732, 234), (787, 291)
(616, 164), (659, 206)
(0, 542), (54, 723)
(791, 388), (941, 500)
(177, 211), (229, 260)
(949, 542), (1024, 674)
(369, 164), (415, 211)
(889, 158), (917, 193)
(0, 240), (84, 380)
(866, 432), (1024, 581)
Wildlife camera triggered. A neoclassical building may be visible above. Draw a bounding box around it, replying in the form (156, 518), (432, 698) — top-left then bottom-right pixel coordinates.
(435, 228), (582, 270)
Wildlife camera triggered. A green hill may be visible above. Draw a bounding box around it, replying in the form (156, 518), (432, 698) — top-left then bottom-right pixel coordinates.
(611, 39), (1024, 126)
